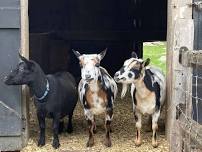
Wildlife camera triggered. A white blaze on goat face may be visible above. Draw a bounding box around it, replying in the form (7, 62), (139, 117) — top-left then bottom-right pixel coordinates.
(79, 54), (101, 81)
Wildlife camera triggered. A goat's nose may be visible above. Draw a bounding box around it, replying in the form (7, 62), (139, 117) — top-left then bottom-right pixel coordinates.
(85, 74), (91, 79)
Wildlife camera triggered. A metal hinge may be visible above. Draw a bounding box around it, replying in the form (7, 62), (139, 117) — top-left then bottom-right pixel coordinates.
(179, 46), (202, 67)
(188, 1), (202, 10)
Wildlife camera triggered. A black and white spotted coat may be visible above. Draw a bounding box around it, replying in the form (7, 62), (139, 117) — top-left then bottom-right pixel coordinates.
(78, 67), (117, 121)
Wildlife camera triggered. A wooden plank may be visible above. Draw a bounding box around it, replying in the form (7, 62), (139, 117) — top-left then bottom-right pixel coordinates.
(176, 103), (202, 149)
(179, 47), (202, 66)
(0, 0), (20, 28)
(0, 0), (23, 150)
(166, 0), (194, 151)
(0, 30), (21, 137)
(20, 0), (29, 148)
(173, 19), (194, 152)
(0, 136), (23, 151)
(54, 30), (166, 41)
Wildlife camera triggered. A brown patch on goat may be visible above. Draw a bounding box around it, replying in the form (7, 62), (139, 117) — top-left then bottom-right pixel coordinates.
(79, 58), (85, 67)
(98, 89), (107, 106)
(85, 82), (107, 108)
(128, 60), (141, 69)
(86, 90), (94, 108)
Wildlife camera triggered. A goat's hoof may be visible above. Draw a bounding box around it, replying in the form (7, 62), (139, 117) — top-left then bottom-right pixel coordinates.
(66, 127), (73, 133)
(52, 140), (60, 149)
(135, 139), (142, 147)
(93, 129), (97, 134)
(104, 139), (112, 147)
(152, 141), (158, 148)
(86, 139), (94, 147)
(37, 138), (45, 147)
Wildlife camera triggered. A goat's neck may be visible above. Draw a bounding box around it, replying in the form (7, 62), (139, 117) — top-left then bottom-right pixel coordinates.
(88, 80), (99, 93)
(133, 77), (150, 98)
(29, 69), (47, 99)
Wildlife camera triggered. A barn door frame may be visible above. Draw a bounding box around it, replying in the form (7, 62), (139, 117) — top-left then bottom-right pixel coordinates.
(0, 0), (29, 151)
(166, 0), (194, 151)
(20, 0), (29, 148)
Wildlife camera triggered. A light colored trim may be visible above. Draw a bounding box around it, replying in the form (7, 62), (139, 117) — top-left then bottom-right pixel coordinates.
(20, 0), (29, 148)
(166, 0), (193, 151)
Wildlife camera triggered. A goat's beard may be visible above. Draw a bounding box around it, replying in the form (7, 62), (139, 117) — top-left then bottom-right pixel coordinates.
(121, 83), (128, 99)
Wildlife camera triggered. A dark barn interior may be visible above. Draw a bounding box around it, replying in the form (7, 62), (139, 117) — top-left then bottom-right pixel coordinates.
(28, 0), (167, 79)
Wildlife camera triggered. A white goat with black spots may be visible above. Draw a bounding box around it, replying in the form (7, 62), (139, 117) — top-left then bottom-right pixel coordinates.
(114, 52), (166, 148)
(73, 49), (117, 147)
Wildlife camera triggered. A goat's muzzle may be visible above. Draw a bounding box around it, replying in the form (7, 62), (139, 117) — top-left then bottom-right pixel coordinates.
(114, 74), (126, 82)
(4, 75), (11, 85)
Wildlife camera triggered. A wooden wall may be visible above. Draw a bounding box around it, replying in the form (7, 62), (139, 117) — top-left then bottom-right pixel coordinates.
(166, 0), (194, 151)
(28, 0), (167, 79)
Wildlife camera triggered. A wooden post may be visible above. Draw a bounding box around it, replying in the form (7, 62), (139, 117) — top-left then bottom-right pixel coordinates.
(20, 0), (29, 147)
(166, 0), (194, 151)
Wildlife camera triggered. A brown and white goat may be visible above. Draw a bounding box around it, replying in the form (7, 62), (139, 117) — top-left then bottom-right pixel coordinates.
(114, 52), (166, 148)
(73, 49), (117, 147)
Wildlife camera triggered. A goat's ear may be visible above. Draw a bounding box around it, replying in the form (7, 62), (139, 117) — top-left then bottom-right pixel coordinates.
(19, 53), (30, 64)
(131, 51), (137, 58)
(19, 53), (34, 69)
(98, 48), (107, 60)
(72, 49), (81, 59)
(142, 58), (150, 67)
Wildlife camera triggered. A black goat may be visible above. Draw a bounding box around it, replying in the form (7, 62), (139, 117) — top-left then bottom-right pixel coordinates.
(4, 54), (78, 149)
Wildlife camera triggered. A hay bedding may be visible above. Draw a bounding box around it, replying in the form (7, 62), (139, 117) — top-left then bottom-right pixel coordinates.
(21, 88), (169, 152)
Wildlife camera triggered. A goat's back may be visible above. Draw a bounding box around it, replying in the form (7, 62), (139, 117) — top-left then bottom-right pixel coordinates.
(42, 72), (78, 116)
(148, 67), (166, 106)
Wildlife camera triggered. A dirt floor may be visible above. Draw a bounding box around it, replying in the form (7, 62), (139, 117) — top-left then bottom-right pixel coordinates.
(21, 87), (169, 152)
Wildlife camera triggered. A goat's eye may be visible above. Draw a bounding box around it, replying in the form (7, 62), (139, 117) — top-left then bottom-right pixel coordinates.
(128, 72), (133, 78)
(95, 63), (100, 67)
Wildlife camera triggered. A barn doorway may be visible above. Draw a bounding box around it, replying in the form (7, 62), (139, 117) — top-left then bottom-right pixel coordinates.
(28, 0), (167, 78)
(143, 42), (167, 74)
(26, 0), (169, 151)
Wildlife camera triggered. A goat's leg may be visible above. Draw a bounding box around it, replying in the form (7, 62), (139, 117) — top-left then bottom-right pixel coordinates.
(104, 108), (113, 147)
(67, 113), (73, 133)
(152, 110), (160, 148)
(58, 120), (64, 134)
(135, 111), (142, 146)
(85, 109), (95, 147)
(52, 114), (60, 149)
(86, 119), (95, 147)
(37, 112), (46, 147)
(84, 108), (95, 147)
(93, 117), (97, 134)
